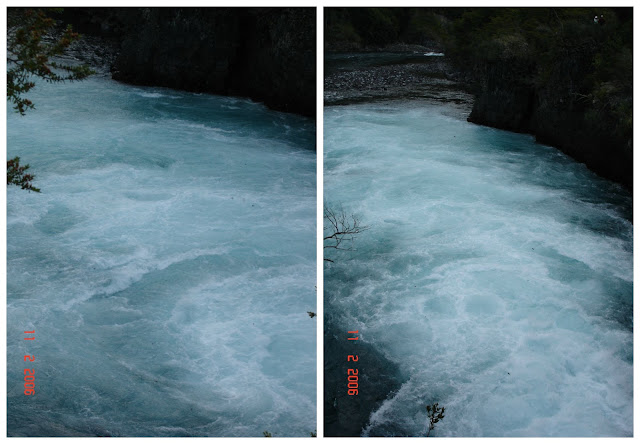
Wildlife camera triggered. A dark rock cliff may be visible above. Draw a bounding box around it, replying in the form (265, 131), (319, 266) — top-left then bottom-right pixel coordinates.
(466, 59), (536, 132)
(61, 8), (316, 118)
(454, 10), (633, 193)
(467, 53), (632, 192)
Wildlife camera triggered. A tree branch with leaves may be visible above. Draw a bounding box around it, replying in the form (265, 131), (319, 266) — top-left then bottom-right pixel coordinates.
(7, 7), (93, 114)
(7, 157), (40, 192)
(7, 8), (93, 193)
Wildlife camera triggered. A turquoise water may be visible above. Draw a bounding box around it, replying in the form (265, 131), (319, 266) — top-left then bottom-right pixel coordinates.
(324, 101), (632, 437)
(7, 76), (316, 436)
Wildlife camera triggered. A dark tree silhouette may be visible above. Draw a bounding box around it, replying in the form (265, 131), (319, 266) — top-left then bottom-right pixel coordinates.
(323, 205), (369, 262)
(425, 403), (445, 437)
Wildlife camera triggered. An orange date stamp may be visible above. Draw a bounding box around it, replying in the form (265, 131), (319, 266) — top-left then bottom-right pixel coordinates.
(347, 330), (359, 396)
(23, 330), (35, 396)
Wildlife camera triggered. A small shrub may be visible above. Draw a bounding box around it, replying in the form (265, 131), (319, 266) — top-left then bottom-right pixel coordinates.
(426, 403), (445, 437)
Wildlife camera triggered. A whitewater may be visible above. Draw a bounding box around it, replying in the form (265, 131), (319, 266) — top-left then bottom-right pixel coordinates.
(7, 76), (316, 437)
(324, 101), (632, 437)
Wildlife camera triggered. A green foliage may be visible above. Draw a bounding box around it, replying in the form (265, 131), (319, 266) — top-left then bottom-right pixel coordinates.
(7, 7), (93, 115)
(450, 8), (631, 145)
(7, 157), (40, 193)
(359, 8), (401, 46)
(326, 8), (405, 47)
(425, 402), (445, 437)
(326, 8), (452, 49)
(7, 8), (94, 193)
(402, 9), (447, 44)
(325, 9), (362, 48)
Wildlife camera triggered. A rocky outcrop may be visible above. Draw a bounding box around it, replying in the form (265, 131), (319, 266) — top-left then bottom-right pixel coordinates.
(457, 13), (633, 193)
(466, 59), (536, 132)
(466, 52), (632, 192)
(61, 8), (315, 117)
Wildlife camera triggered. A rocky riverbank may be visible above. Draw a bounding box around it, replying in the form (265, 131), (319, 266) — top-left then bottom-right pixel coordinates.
(324, 52), (473, 117)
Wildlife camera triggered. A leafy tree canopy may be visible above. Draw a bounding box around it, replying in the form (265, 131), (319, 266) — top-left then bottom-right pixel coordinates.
(7, 7), (93, 115)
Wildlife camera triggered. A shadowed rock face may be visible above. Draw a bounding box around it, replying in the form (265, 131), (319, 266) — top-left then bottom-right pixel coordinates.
(61, 7), (316, 118)
(467, 55), (632, 192)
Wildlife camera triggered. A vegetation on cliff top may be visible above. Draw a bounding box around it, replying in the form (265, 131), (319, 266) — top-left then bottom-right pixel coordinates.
(327, 7), (631, 135)
(325, 8), (632, 189)
(446, 8), (632, 145)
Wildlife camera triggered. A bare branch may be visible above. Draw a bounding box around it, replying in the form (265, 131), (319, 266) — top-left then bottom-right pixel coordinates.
(323, 204), (369, 261)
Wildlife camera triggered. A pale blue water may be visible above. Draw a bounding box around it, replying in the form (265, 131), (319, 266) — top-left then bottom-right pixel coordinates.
(324, 101), (632, 437)
(7, 76), (316, 437)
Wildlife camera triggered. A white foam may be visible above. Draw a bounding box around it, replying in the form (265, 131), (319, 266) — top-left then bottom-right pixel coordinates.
(325, 103), (632, 437)
(7, 76), (316, 437)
